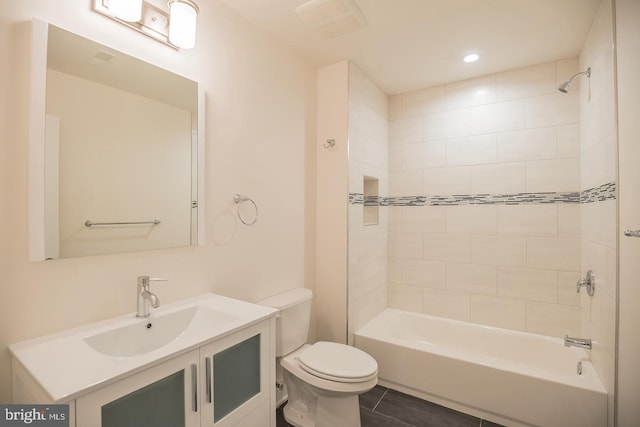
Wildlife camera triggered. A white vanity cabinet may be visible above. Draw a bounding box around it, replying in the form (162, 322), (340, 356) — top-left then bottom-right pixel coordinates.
(10, 294), (277, 427)
(200, 320), (272, 427)
(75, 320), (273, 427)
(75, 349), (201, 427)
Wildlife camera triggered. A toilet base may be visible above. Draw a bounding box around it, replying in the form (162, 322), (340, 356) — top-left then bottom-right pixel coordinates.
(283, 395), (361, 427)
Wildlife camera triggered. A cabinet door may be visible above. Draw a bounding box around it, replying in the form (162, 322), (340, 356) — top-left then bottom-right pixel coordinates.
(76, 350), (200, 427)
(200, 320), (273, 427)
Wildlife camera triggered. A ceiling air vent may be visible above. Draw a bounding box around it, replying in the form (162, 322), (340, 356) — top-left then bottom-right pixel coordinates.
(295, 0), (366, 37)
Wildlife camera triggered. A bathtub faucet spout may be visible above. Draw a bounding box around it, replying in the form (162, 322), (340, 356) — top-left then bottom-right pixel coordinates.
(564, 335), (592, 350)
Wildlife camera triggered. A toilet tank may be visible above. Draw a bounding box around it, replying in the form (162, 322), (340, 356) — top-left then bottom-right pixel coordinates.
(257, 288), (312, 357)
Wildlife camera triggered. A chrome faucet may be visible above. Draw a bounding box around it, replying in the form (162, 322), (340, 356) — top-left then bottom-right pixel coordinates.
(136, 276), (166, 318)
(564, 335), (592, 350)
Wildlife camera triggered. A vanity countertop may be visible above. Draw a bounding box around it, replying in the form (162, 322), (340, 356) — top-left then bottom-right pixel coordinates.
(9, 293), (277, 402)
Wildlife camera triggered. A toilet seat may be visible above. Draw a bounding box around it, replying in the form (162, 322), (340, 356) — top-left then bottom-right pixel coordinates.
(297, 342), (378, 383)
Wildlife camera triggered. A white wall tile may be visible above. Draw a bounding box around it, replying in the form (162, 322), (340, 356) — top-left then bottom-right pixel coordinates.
(581, 142), (607, 190)
(445, 108), (470, 139)
(527, 237), (581, 271)
(556, 124), (580, 158)
(423, 111), (449, 141)
(581, 202), (603, 244)
(402, 85), (446, 117)
(526, 302), (580, 337)
(470, 162), (526, 193)
(494, 99), (526, 132)
(497, 128), (557, 162)
(362, 260), (387, 294)
(471, 235), (527, 267)
(602, 199), (617, 250)
(423, 167), (470, 195)
(402, 141), (447, 170)
(469, 103), (497, 135)
(470, 295), (526, 331)
(422, 288), (470, 321)
(447, 134), (497, 166)
(388, 232), (423, 259)
(558, 204), (581, 238)
(526, 158), (580, 192)
(389, 170), (423, 196)
(526, 92), (579, 128)
(402, 259), (446, 288)
(385, 57), (587, 339)
(359, 232), (387, 264)
(388, 257), (402, 283)
(389, 117), (422, 146)
(498, 204), (558, 236)
(446, 74), (496, 109)
(388, 206), (402, 232)
(446, 263), (497, 295)
(498, 266), (558, 303)
(423, 234), (471, 263)
(497, 61), (556, 101)
(388, 284), (422, 312)
(447, 205), (497, 234)
(558, 271), (581, 306)
(402, 206), (447, 233)
(389, 146), (402, 171)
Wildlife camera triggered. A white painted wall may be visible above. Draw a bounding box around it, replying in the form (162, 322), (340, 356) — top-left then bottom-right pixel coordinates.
(0, 0), (316, 403)
(615, 0), (640, 424)
(315, 61), (349, 343)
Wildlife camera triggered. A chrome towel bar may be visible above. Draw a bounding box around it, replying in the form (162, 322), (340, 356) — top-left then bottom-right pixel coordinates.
(624, 229), (640, 238)
(84, 219), (161, 227)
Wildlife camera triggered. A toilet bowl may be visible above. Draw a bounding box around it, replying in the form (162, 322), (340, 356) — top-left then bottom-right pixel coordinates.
(258, 288), (378, 427)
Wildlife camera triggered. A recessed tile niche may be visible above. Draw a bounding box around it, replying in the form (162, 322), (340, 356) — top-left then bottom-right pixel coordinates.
(363, 176), (379, 226)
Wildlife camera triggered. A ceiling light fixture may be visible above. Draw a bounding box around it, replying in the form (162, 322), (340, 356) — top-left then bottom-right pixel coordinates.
(93, 0), (199, 50)
(463, 53), (480, 63)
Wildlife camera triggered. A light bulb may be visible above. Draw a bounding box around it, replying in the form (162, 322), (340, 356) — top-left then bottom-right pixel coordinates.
(108, 0), (142, 22)
(169, 1), (199, 49)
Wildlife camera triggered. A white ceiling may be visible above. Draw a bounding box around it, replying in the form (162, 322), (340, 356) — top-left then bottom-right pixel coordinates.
(218, 0), (603, 95)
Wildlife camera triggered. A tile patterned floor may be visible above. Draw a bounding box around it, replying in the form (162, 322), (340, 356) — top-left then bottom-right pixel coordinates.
(277, 385), (506, 427)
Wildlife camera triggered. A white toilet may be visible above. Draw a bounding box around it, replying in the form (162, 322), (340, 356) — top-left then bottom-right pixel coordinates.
(258, 288), (378, 427)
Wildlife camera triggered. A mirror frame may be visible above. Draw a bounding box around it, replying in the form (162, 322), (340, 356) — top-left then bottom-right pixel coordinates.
(28, 18), (205, 261)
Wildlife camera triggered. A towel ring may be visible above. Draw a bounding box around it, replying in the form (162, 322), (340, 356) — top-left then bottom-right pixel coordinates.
(234, 194), (258, 225)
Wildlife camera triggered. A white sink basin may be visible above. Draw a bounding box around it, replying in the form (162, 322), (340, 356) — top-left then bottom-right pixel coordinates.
(84, 306), (237, 357)
(9, 293), (277, 402)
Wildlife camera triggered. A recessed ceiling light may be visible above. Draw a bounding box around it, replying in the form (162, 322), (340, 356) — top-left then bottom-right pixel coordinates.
(463, 53), (480, 63)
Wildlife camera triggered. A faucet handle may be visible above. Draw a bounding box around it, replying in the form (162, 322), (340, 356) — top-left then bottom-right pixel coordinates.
(137, 276), (168, 287)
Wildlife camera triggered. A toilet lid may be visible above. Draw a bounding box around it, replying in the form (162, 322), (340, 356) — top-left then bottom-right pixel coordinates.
(297, 342), (378, 383)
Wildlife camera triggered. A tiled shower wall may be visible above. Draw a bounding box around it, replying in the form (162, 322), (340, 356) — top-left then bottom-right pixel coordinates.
(347, 63), (389, 344)
(579, 0), (617, 422)
(387, 59), (583, 337)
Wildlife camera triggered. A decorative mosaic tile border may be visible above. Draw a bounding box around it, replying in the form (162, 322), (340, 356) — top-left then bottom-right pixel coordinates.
(349, 182), (616, 206)
(581, 182), (617, 203)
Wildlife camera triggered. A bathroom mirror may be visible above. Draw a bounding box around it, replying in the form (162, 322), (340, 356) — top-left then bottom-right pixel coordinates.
(28, 19), (205, 261)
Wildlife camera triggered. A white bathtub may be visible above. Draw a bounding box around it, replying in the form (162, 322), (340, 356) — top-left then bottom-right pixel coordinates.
(354, 308), (607, 427)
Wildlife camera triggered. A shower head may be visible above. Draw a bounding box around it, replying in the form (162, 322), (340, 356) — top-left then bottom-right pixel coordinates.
(558, 67), (591, 93)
